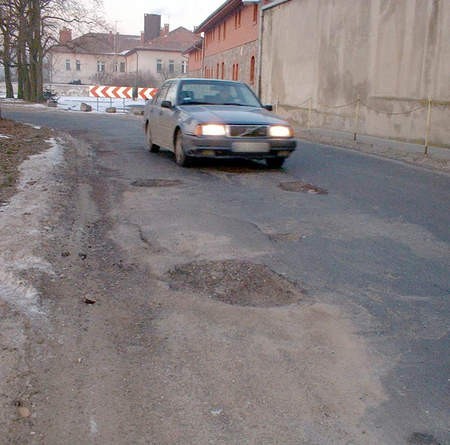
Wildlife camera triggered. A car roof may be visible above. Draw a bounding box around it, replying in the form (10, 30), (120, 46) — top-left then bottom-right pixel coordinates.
(166, 78), (245, 86)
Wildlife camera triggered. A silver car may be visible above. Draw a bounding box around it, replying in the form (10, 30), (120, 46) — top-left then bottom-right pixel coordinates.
(143, 78), (296, 168)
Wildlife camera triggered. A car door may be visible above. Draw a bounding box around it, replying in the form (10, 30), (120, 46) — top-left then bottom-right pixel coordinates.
(158, 81), (179, 151)
(149, 82), (170, 146)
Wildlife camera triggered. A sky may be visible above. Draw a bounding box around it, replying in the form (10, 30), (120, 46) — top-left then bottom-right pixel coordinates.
(102, 0), (226, 34)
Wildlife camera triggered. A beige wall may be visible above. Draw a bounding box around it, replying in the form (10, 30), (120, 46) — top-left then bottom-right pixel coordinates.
(48, 52), (127, 85)
(127, 51), (188, 86)
(49, 50), (188, 87)
(260, 0), (450, 147)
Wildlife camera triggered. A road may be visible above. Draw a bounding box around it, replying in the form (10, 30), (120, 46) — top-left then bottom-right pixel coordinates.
(3, 106), (450, 445)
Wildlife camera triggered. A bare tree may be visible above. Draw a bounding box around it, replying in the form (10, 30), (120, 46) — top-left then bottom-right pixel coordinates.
(0, 0), (18, 99)
(0, 0), (105, 103)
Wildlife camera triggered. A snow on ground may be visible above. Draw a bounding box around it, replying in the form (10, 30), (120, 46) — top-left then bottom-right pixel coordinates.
(0, 138), (64, 317)
(57, 95), (146, 113)
(0, 90), (146, 114)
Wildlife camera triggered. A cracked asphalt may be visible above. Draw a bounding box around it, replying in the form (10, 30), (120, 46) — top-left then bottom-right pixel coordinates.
(1, 104), (449, 444)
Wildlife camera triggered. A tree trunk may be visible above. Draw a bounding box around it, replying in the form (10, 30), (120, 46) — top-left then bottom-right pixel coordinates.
(4, 64), (14, 99)
(0, 28), (14, 98)
(28, 0), (43, 101)
(17, 5), (31, 100)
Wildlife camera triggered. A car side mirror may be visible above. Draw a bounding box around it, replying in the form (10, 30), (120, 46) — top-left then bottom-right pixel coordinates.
(263, 104), (273, 111)
(161, 100), (172, 109)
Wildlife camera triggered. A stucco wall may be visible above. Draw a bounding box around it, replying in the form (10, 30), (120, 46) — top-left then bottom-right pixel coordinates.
(48, 52), (127, 85)
(260, 0), (450, 147)
(49, 50), (187, 87)
(127, 51), (187, 85)
(204, 41), (258, 88)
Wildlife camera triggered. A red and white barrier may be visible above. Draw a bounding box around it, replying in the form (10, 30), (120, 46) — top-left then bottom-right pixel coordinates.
(89, 85), (157, 100)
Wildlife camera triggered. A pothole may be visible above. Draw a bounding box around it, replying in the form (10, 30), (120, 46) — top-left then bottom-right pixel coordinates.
(268, 232), (305, 242)
(408, 432), (441, 445)
(279, 181), (328, 194)
(167, 260), (304, 307)
(130, 179), (183, 187)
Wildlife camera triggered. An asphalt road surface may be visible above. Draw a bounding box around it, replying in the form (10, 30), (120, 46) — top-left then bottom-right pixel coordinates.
(3, 106), (450, 445)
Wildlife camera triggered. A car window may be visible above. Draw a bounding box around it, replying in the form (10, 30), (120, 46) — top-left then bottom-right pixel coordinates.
(165, 82), (178, 105)
(178, 81), (261, 107)
(154, 83), (169, 105)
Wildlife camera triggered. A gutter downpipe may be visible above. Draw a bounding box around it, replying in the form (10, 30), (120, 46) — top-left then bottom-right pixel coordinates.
(201, 32), (206, 77)
(256, 2), (264, 99)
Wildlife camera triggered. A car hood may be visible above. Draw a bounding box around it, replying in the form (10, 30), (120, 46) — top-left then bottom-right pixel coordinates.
(178, 105), (289, 125)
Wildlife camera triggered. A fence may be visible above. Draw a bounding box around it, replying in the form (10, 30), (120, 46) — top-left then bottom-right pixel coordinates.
(274, 96), (450, 154)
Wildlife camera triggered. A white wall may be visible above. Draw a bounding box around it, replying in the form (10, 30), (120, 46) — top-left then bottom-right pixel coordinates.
(127, 50), (188, 85)
(261, 0), (450, 147)
(48, 52), (128, 85)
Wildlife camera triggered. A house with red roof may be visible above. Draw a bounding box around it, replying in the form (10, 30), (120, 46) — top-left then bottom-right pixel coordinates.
(47, 15), (198, 86)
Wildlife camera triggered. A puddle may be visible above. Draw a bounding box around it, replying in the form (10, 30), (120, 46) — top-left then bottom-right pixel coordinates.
(131, 179), (183, 187)
(279, 181), (328, 194)
(167, 260), (304, 307)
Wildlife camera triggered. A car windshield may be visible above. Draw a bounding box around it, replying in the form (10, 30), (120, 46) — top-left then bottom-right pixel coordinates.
(178, 80), (261, 107)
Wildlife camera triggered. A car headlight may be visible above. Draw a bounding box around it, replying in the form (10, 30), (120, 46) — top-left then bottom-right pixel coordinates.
(195, 124), (227, 136)
(268, 125), (293, 138)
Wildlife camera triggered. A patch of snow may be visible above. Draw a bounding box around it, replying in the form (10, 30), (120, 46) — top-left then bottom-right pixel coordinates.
(0, 269), (43, 316)
(0, 138), (64, 318)
(57, 95), (146, 114)
(0, 134), (11, 138)
(1, 93), (146, 114)
(24, 123), (42, 130)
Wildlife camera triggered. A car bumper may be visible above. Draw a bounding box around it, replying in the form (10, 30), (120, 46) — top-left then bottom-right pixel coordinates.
(183, 135), (296, 159)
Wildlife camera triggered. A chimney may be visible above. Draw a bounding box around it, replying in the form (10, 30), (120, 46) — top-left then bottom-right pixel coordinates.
(59, 27), (72, 44)
(141, 32), (145, 45)
(161, 23), (169, 36)
(144, 14), (161, 42)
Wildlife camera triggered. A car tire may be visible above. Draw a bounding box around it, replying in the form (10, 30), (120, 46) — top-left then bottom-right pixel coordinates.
(266, 158), (285, 169)
(146, 124), (159, 153)
(174, 131), (192, 167)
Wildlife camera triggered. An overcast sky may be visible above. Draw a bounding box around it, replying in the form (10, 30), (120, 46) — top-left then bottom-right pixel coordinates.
(102, 0), (225, 34)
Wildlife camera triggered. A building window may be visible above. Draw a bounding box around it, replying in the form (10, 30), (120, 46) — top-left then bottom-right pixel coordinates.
(250, 56), (255, 84)
(97, 61), (105, 72)
(223, 21), (226, 39)
(65, 59), (71, 70)
(253, 4), (258, 23)
(169, 60), (175, 73)
(181, 60), (187, 74)
(232, 63), (239, 80)
(157, 59), (163, 73)
(120, 62), (125, 72)
(221, 62), (225, 79)
(113, 62), (118, 72)
(75, 60), (81, 71)
(234, 10), (241, 28)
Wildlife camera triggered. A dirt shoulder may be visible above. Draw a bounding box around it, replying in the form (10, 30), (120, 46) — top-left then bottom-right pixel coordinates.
(0, 119), (54, 205)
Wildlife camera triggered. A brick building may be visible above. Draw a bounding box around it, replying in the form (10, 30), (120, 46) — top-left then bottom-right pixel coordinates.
(186, 0), (264, 88)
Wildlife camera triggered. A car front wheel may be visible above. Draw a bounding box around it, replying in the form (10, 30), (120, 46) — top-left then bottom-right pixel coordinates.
(266, 157), (285, 169)
(174, 131), (191, 167)
(146, 124), (159, 153)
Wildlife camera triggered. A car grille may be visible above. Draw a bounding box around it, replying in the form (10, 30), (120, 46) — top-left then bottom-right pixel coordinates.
(228, 125), (268, 137)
